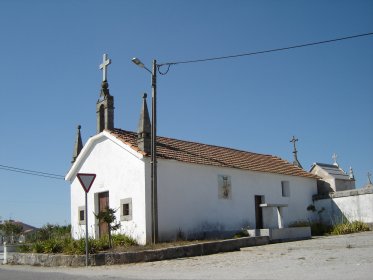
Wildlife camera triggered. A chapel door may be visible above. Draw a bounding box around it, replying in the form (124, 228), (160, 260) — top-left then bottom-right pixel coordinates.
(98, 191), (109, 238)
(255, 195), (264, 229)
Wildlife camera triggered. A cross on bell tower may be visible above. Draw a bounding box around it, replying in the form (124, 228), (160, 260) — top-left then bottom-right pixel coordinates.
(96, 53), (114, 134)
(99, 53), (111, 82)
(290, 136), (303, 169)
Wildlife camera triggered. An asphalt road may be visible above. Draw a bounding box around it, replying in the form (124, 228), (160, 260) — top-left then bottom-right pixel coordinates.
(0, 269), (95, 280)
(1, 231), (373, 280)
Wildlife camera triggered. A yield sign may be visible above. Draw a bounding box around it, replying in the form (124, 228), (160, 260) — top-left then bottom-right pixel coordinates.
(77, 173), (96, 193)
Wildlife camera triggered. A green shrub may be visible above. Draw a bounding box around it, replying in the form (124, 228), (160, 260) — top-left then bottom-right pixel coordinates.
(233, 229), (250, 238)
(18, 244), (31, 253)
(15, 222), (138, 255)
(91, 236), (110, 252)
(27, 224), (71, 243)
(43, 239), (64, 254)
(331, 221), (370, 235)
(112, 234), (138, 247)
(72, 239), (87, 255)
(60, 239), (76, 255)
(61, 237), (117, 255)
(62, 238), (86, 255)
(94, 207), (120, 249)
(32, 242), (45, 253)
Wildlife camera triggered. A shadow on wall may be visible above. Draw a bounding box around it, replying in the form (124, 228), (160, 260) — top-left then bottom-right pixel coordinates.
(163, 220), (253, 242)
(313, 198), (348, 226)
(317, 180), (333, 195)
(314, 188), (373, 226)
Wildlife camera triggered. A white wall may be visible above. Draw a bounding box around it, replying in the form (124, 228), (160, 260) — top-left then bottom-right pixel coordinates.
(157, 159), (317, 241)
(70, 136), (149, 245)
(314, 190), (373, 225)
(68, 134), (318, 244)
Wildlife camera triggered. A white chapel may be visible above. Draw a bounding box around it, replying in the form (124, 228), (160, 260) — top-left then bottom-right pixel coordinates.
(65, 55), (318, 245)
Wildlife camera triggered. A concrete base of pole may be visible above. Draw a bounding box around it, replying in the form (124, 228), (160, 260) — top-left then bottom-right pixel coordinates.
(3, 242), (7, 264)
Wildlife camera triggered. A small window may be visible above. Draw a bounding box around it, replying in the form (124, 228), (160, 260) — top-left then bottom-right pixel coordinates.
(120, 198), (132, 221)
(79, 210), (85, 221)
(78, 206), (85, 225)
(218, 175), (232, 199)
(122, 203), (130, 216)
(281, 181), (290, 197)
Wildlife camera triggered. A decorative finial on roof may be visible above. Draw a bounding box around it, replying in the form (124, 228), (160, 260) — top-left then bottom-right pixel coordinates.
(332, 153), (338, 167)
(368, 172), (372, 184)
(137, 93), (151, 153)
(349, 166), (355, 180)
(290, 136), (303, 169)
(71, 125), (83, 164)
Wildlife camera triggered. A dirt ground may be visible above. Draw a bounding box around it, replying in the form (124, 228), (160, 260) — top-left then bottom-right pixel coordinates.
(2, 231), (373, 279)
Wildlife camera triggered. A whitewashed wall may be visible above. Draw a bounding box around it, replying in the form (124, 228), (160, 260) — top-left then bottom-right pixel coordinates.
(69, 135), (149, 245)
(314, 189), (373, 225)
(157, 159), (317, 241)
(68, 133), (318, 244)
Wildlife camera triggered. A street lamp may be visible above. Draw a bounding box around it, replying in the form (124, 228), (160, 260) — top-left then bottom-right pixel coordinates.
(132, 58), (158, 244)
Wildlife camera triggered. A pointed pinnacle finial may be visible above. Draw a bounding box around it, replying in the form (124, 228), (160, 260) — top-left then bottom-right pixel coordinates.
(71, 125), (83, 164)
(368, 172), (372, 184)
(137, 93), (151, 153)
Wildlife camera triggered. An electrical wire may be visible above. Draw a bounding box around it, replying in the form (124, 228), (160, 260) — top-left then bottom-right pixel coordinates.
(158, 31), (373, 69)
(0, 164), (65, 180)
(3, 32), (373, 180)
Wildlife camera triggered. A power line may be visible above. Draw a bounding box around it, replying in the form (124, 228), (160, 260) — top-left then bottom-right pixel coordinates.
(158, 31), (373, 69)
(0, 164), (65, 180)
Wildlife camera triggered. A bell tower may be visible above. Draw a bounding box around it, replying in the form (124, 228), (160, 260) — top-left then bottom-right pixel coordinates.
(96, 54), (114, 133)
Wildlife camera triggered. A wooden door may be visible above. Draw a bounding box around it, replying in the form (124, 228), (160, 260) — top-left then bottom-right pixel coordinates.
(98, 191), (109, 238)
(255, 195), (263, 229)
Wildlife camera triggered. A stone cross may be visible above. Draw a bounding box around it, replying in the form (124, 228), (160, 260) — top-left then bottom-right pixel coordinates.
(332, 153), (338, 165)
(290, 136), (302, 168)
(99, 53), (111, 82)
(349, 166), (355, 180)
(290, 136), (298, 152)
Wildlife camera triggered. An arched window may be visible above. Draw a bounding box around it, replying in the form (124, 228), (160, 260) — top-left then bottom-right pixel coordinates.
(99, 104), (105, 132)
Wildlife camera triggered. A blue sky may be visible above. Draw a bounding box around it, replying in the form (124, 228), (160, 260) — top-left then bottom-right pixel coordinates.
(0, 0), (372, 227)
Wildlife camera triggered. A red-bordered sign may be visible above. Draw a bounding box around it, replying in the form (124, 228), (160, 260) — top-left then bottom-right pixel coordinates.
(77, 173), (96, 193)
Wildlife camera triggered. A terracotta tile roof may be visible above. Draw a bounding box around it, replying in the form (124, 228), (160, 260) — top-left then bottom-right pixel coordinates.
(108, 128), (317, 179)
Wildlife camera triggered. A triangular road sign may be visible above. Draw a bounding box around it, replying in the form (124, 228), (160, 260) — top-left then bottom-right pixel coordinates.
(77, 173), (96, 193)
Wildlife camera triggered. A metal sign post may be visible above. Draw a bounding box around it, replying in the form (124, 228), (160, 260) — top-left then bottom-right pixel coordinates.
(77, 173), (96, 266)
